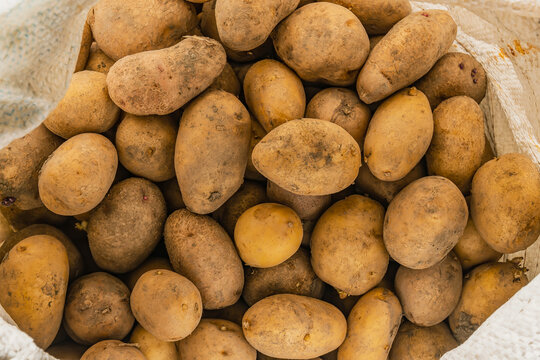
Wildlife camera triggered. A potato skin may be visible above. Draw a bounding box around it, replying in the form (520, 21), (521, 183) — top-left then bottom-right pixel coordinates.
(85, 42), (115, 74)
(245, 119), (267, 181)
(453, 216), (501, 271)
(107, 36), (226, 116)
(74, 19), (92, 72)
(252, 119), (361, 196)
(470, 153), (540, 253)
(449, 261), (528, 343)
(0, 213), (12, 246)
(357, 10), (457, 104)
(81, 340), (146, 360)
(130, 324), (179, 360)
(274, 2), (369, 86)
(0, 235), (69, 349)
(243, 294), (347, 358)
(267, 181), (330, 221)
(125, 257), (172, 290)
(311, 195), (388, 296)
(209, 63), (242, 96)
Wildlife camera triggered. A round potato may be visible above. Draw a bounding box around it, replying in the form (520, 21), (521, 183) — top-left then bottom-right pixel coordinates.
(47, 341), (87, 360)
(85, 42), (115, 74)
(125, 257), (172, 290)
(209, 63), (242, 96)
(81, 340), (145, 360)
(245, 119), (267, 181)
(130, 324), (179, 360)
(203, 299), (249, 326)
(74, 18), (92, 72)
(267, 181), (330, 221)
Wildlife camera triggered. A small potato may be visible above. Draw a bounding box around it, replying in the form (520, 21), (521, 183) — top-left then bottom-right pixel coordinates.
(178, 319), (257, 359)
(85, 42), (115, 74)
(209, 63), (242, 96)
(203, 299), (249, 325)
(74, 18), (92, 72)
(242, 294), (347, 358)
(116, 114), (178, 182)
(274, 2), (369, 86)
(234, 203), (302, 268)
(158, 178), (185, 213)
(47, 341), (87, 360)
(454, 217), (501, 271)
(470, 153), (540, 253)
(244, 59), (306, 132)
(267, 181), (330, 221)
(130, 324), (179, 360)
(357, 10), (457, 103)
(311, 195), (388, 296)
(81, 340), (145, 360)
(449, 261), (528, 343)
(252, 119), (361, 196)
(130, 269), (202, 341)
(0, 204), (66, 231)
(245, 119), (267, 181)
(395, 253), (462, 327)
(125, 257), (172, 290)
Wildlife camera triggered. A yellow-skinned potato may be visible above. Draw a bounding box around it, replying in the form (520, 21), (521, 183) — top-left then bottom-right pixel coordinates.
(0, 235), (69, 349)
(203, 299), (249, 325)
(47, 341), (87, 360)
(234, 203), (302, 268)
(449, 261), (528, 343)
(74, 19), (92, 72)
(245, 119), (267, 181)
(81, 340), (146, 360)
(244, 59), (306, 132)
(454, 217), (501, 271)
(267, 181), (330, 221)
(125, 257), (172, 290)
(175, 90), (251, 214)
(357, 10), (457, 104)
(85, 42), (115, 74)
(158, 178), (185, 213)
(363, 88), (433, 181)
(130, 324), (179, 360)
(243, 294), (347, 358)
(209, 63), (242, 96)
(252, 119), (361, 196)
(311, 195), (388, 296)
(338, 288), (402, 360)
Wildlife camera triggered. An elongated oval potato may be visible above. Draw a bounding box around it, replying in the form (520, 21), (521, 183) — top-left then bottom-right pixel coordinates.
(311, 195), (388, 296)
(38, 133), (118, 216)
(357, 10), (457, 104)
(81, 340), (146, 360)
(384, 176), (468, 269)
(470, 153), (540, 253)
(363, 88), (433, 181)
(453, 216), (501, 271)
(244, 59), (306, 132)
(175, 90), (251, 214)
(0, 235), (68, 349)
(107, 36), (226, 116)
(242, 294), (347, 358)
(85, 42), (115, 74)
(338, 288), (402, 360)
(449, 261), (528, 343)
(252, 119), (361, 196)
(130, 324), (179, 360)
(164, 209), (244, 309)
(267, 181), (330, 221)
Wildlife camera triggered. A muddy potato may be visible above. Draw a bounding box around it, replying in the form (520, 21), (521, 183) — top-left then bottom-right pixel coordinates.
(85, 42), (115, 74)
(209, 63), (242, 96)
(245, 119), (267, 181)
(159, 178), (185, 213)
(74, 19), (92, 72)
(81, 340), (146, 360)
(130, 324), (179, 360)
(454, 216), (501, 271)
(267, 181), (330, 221)
(204, 299), (249, 325)
(47, 341), (87, 360)
(125, 257), (172, 290)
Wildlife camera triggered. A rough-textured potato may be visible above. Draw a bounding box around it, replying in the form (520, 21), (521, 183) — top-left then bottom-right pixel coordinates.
(357, 10), (457, 104)
(85, 42), (115, 74)
(311, 195), (388, 296)
(203, 300), (249, 325)
(470, 153), (540, 253)
(63, 272), (134, 345)
(245, 119), (267, 181)
(130, 269), (202, 341)
(0, 204), (66, 230)
(107, 36), (226, 116)
(175, 90), (251, 214)
(130, 324), (179, 360)
(75, 19), (92, 72)
(244, 59), (306, 132)
(449, 261), (528, 343)
(389, 321), (458, 360)
(274, 2), (369, 86)
(234, 203), (303, 268)
(416, 52), (487, 109)
(209, 63), (242, 96)
(252, 119), (361, 196)
(47, 341), (87, 360)
(454, 215), (501, 271)
(395, 253), (462, 327)
(0, 235), (69, 349)
(338, 288), (402, 360)
(159, 178), (185, 213)
(243, 294), (347, 358)
(267, 181), (330, 221)
(363, 88), (433, 181)
(125, 257), (172, 290)
(116, 114), (177, 182)
(305, 88), (370, 144)
(0, 125), (62, 210)
(81, 340), (146, 360)
(89, 0), (197, 60)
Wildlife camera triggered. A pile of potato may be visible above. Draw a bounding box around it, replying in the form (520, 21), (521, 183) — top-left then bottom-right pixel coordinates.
(1, 0), (539, 359)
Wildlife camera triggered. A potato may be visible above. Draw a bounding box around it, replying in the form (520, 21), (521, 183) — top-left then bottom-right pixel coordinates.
(449, 261), (528, 343)
(274, 2), (369, 86)
(130, 269), (202, 341)
(178, 319), (257, 359)
(369, 36), (384, 51)
(0, 204), (66, 230)
(204, 300), (248, 326)
(245, 119), (267, 181)
(0, 212), (12, 246)
(357, 10), (457, 104)
(384, 176), (468, 269)
(81, 340), (146, 360)
(470, 153), (540, 253)
(338, 288), (402, 360)
(130, 324), (179, 360)
(454, 216), (501, 271)
(63, 272), (134, 345)
(395, 253), (462, 327)
(416, 52), (487, 109)
(252, 119), (361, 195)
(232, 62), (254, 86)
(74, 19), (92, 72)
(159, 178), (185, 213)
(480, 137), (495, 165)
(301, 219), (316, 247)
(0, 125), (62, 210)
(85, 42), (115, 74)
(267, 181), (330, 221)
(107, 36), (226, 116)
(116, 114), (178, 182)
(209, 63), (242, 96)
(243, 294), (347, 358)
(125, 257), (172, 290)
(89, 0), (197, 60)
(47, 341), (87, 360)
(244, 59), (306, 132)
(305, 88), (371, 144)
(311, 195), (388, 296)
(0, 235), (69, 349)
(363, 88), (433, 181)
(234, 203), (303, 268)
(389, 321), (458, 360)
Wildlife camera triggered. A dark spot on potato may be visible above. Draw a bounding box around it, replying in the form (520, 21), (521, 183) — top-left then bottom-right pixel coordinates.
(1, 197), (16, 206)
(208, 191), (222, 202)
(17, 245), (26, 252)
(459, 63), (465, 69)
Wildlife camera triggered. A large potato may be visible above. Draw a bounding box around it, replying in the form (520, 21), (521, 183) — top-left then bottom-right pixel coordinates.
(0, 235), (69, 349)
(47, 341), (87, 360)
(175, 90), (251, 214)
(454, 215), (501, 271)
(85, 42), (115, 74)
(125, 257), (172, 290)
(357, 10), (457, 103)
(130, 324), (179, 360)
(267, 181), (330, 221)
(245, 119), (267, 181)
(252, 119), (361, 196)
(81, 340), (146, 360)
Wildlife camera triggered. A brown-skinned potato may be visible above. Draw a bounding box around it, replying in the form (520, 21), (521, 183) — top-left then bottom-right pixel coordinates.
(267, 181), (330, 221)
(85, 42), (115, 74)
(80, 340), (145, 360)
